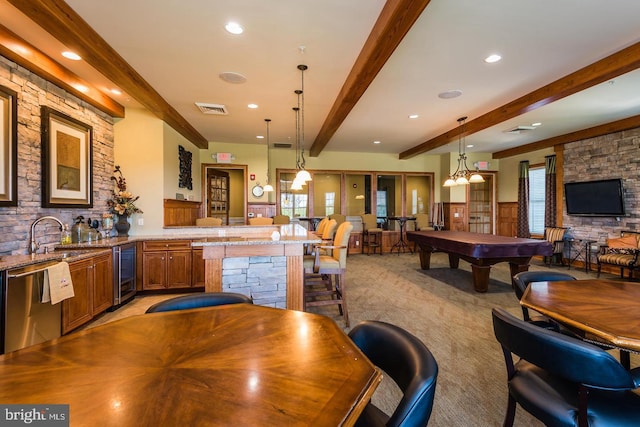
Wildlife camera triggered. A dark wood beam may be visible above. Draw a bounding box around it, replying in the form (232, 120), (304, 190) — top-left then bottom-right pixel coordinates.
(400, 41), (640, 159)
(492, 114), (640, 159)
(8, 0), (209, 149)
(309, 0), (432, 157)
(0, 24), (124, 118)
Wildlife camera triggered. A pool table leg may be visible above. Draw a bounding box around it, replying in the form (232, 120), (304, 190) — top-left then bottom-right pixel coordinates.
(508, 260), (531, 287)
(471, 264), (490, 292)
(418, 247), (432, 269)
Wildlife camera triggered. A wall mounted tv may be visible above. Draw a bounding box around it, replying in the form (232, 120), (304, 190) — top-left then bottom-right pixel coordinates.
(564, 178), (626, 217)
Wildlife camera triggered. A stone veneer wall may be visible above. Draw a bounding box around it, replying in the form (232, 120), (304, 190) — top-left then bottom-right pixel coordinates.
(222, 256), (287, 308)
(562, 127), (640, 246)
(0, 56), (115, 255)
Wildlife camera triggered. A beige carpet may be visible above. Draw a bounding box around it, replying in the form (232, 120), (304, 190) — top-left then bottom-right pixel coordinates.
(88, 253), (625, 426)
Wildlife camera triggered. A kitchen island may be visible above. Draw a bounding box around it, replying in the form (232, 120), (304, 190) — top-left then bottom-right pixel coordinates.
(191, 224), (320, 310)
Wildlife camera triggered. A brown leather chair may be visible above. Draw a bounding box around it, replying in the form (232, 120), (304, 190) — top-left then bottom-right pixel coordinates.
(303, 221), (353, 326)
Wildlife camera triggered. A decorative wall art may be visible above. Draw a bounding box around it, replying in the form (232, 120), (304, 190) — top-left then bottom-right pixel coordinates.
(178, 145), (193, 190)
(41, 106), (93, 207)
(0, 85), (17, 206)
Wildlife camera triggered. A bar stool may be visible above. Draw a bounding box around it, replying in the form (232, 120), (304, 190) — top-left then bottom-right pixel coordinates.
(361, 214), (382, 255)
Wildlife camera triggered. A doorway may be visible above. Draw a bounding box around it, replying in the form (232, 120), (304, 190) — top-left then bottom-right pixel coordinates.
(200, 164), (247, 225)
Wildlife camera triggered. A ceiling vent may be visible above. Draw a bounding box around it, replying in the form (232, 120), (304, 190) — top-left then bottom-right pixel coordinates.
(273, 142), (292, 149)
(505, 125), (536, 134)
(195, 102), (228, 115)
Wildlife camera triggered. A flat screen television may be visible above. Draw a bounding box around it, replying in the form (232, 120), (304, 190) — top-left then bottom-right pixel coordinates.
(564, 178), (626, 217)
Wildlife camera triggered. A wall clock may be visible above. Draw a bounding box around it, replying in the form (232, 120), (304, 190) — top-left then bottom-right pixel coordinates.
(252, 184), (264, 198)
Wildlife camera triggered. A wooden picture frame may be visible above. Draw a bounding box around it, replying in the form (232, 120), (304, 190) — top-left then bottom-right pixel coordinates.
(0, 85), (17, 206)
(41, 106), (93, 208)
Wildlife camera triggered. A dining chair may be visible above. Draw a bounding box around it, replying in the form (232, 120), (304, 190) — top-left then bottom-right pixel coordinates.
(348, 320), (438, 427)
(303, 221), (353, 326)
(361, 213), (383, 255)
(414, 213), (433, 231)
(195, 217), (223, 226)
(272, 214), (290, 224)
(512, 271), (576, 329)
(248, 217), (274, 225)
(145, 292), (253, 313)
(492, 307), (640, 427)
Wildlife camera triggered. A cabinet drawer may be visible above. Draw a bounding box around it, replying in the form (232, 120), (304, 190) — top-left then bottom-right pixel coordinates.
(143, 240), (191, 251)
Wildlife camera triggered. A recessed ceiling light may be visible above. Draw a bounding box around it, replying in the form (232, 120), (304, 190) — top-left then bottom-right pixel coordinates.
(73, 84), (88, 93)
(225, 22), (244, 35)
(248, 104), (258, 109)
(531, 122), (542, 127)
(484, 54), (502, 63)
(62, 51), (81, 60)
(373, 140), (381, 144)
(466, 144), (474, 148)
(110, 88), (122, 96)
(256, 135), (264, 139)
(408, 114), (419, 119)
(438, 90), (462, 99)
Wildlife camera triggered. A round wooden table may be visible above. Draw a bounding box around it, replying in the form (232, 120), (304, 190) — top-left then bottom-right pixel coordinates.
(0, 304), (381, 426)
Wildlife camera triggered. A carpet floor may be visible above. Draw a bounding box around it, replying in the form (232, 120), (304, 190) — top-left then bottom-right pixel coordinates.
(88, 252), (627, 426)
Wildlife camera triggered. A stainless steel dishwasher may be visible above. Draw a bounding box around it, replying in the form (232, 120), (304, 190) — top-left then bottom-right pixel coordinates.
(2, 261), (62, 354)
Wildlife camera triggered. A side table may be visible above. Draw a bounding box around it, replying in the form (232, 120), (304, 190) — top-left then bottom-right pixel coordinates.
(565, 238), (597, 272)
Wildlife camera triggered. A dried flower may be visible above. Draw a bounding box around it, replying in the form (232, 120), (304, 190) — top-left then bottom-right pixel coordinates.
(107, 165), (143, 216)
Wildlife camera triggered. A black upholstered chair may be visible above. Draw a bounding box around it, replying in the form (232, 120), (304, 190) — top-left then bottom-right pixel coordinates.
(145, 292), (253, 313)
(348, 320), (438, 427)
(512, 271), (576, 328)
(492, 307), (640, 427)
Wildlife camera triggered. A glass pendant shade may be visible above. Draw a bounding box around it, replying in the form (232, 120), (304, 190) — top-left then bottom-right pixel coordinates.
(469, 173), (485, 183)
(291, 177), (304, 191)
(263, 183), (274, 192)
(455, 176), (469, 185)
(443, 177), (456, 187)
(295, 169), (311, 182)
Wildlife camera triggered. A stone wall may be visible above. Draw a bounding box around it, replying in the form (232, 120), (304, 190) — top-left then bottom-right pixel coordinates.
(222, 256), (288, 308)
(563, 127), (640, 245)
(0, 56), (115, 255)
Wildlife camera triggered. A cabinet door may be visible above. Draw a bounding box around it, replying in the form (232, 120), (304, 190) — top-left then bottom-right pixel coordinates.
(63, 259), (92, 334)
(192, 248), (205, 288)
(92, 253), (113, 314)
(142, 252), (168, 290)
(167, 251), (192, 288)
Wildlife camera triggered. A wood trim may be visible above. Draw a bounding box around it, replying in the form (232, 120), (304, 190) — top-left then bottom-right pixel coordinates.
(309, 0), (432, 157)
(163, 198), (202, 226)
(8, 0), (207, 148)
(0, 24), (124, 118)
(286, 254), (304, 311)
(203, 259), (222, 293)
(400, 41), (640, 159)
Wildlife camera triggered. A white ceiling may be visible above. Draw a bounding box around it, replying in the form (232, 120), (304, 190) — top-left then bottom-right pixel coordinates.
(3, 0), (640, 156)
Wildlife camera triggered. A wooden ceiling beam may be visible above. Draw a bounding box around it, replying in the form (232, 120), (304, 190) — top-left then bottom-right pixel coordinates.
(8, 0), (209, 149)
(492, 114), (640, 159)
(399, 41), (640, 159)
(0, 24), (124, 118)
(308, 0), (432, 157)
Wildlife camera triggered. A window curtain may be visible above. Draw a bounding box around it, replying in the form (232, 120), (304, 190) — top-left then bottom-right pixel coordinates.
(544, 155), (557, 228)
(517, 161), (530, 238)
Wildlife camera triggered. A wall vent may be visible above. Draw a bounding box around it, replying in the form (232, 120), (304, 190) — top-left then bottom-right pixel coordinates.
(273, 143), (292, 149)
(195, 102), (228, 115)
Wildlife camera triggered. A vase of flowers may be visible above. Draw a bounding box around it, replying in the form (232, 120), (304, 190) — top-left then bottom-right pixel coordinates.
(107, 165), (143, 236)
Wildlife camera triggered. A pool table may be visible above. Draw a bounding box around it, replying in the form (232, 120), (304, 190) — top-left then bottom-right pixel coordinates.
(406, 230), (553, 292)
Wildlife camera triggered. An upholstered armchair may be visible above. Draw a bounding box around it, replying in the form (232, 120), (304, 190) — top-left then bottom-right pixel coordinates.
(543, 227), (568, 266)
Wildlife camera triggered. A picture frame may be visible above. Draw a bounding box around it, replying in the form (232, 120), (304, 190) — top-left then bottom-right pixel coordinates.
(0, 85), (17, 206)
(41, 106), (93, 208)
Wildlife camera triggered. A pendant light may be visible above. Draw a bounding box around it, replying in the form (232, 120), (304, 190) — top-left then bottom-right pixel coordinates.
(443, 116), (485, 187)
(263, 118), (274, 192)
(294, 64), (311, 183)
(291, 104), (304, 191)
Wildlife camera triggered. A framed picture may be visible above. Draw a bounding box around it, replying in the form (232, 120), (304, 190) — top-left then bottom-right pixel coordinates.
(0, 85), (17, 206)
(41, 106), (93, 208)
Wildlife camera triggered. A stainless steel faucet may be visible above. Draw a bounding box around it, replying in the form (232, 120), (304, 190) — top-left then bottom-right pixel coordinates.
(30, 216), (64, 254)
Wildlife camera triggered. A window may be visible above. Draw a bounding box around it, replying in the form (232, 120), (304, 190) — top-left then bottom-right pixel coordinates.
(528, 167), (545, 235)
(325, 192), (335, 216)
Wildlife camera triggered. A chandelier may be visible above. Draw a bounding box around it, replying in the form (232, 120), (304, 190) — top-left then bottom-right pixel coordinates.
(263, 118), (274, 192)
(291, 64), (310, 190)
(443, 116), (484, 187)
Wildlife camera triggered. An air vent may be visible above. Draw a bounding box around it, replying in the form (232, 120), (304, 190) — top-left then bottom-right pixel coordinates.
(273, 143), (292, 149)
(505, 125), (536, 134)
(195, 102), (228, 115)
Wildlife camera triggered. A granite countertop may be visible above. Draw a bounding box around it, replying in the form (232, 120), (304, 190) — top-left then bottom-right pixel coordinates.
(0, 224), (319, 271)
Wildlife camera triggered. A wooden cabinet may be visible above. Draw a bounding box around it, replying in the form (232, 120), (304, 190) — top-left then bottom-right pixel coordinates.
(192, 248), (205, 288)
(207, 169), (229, 225)
(62, 252), (113, 334)
(142, 240), (192, 290)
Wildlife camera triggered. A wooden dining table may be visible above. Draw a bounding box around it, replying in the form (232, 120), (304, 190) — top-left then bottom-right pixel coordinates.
(0, 304), (381, 426)
(521, 279), (640, 353)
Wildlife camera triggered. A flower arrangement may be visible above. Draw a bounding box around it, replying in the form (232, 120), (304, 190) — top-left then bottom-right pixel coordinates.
(107, 165), (143, 216)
